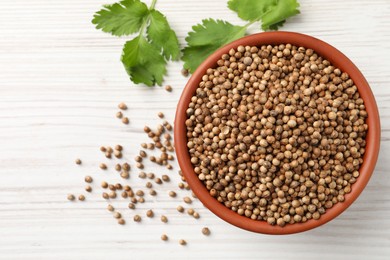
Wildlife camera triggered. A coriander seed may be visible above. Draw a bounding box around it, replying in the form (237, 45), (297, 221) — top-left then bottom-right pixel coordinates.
(161, 215), (168, 223)
(67, 194), (75, 201)
(75, 158), (82, 165)
(179, 239), (186, 246)
(146, 209), (154, 218)
(183, 197), (192, 204)
(168, 191), (177, 198)
(134, 215), (141, 222)
(118, 102), (127, 110)
(84, 176), (93, 183)
(78, 195), (85, 201)
(202, 227), (210, 236)
(161, 234), (168, 241)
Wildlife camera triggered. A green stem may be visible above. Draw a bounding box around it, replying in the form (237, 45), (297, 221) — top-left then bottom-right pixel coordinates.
(150, 0), (157, 10)
(243, 20), (257, 29)
(139, 0), (158, 38)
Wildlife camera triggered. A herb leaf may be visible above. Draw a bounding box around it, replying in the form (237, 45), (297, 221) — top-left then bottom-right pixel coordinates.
(261, 0), (300, 30)
(182, 19), (246, 73)
(147, 10), (180, 60)
(92, 0), (149, 36)
(121, 36), (166, 86)
(228, 0), (274, 22)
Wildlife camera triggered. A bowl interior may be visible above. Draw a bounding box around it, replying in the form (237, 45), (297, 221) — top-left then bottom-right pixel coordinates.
(174, 32), (380, 234)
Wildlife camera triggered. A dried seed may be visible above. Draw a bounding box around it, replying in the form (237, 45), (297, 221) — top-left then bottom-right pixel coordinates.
(147, 173), (155, 179)
(128, 203), (135, 209)
(177, 205), (184, 213)
(100, 146), (107, 152)
(168, 191), (177, 198)
(113, 212), (121, 219)
(161, 234), (168, 241)
(120, 171), (129, 179)
(146, 209), (154, 218)
(115, 183), (122, 190)
(121, 191), (128, 198)
(108, 184), (116, 191)
(161, 215), (168, 223)
(102, 192), (109, 199)
(165, 85), (172, 92)
(115, 144), (123, 151)
(118, 102), (127, 110)
(181, 68), (189, 77)
(202, 227), (210, 236)
(114, 150), (122, 158)
(136, 190), (144, 197)
(158, 112), (164, 118)
(101, 181), (108, 188)
(99, 163), (107, 170)
(116, 111), (123, 119)
(179, 239), (186, 246)
(187, 208), (194, 215)
(139, 150), (147, 158)
(134, 215), (141, 222)
(75, 158), (82, 165)
(139, 172), (146, 179)
(147, 143), (155, 150)
(105, 151), (112, 159)
(115, 164), (122, 171)
(149, 189), (157, 196)
(162, 175), (170, 182)
(107, 204), (115, 212)
(122, 163), (130, 171)
(118, 219), (125, 225)
(166, 164), (173, 170)
(138, 197), (145, 203)
(78, 195), (85, 201)
(109, 191), (117, 199)
(85, 185), (92, 192)
(178, 183), (185, 189)
(124, 185), (131, 191)
(155, 178), (162, 184)
(121, 117), (129, 124)
(183, 197), (192, 204)
(131, 197), (138, 203)
(193, 212), (200, 219)
(84, 176), (93, 183)
(136, 163), (144, 169)
(67, 194), (75, 201)
(141, 143), (147, 149)
(145, 182), (153, 189)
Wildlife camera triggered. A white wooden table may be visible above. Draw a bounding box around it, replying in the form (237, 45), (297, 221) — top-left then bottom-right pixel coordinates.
(0, 0), (389, 259)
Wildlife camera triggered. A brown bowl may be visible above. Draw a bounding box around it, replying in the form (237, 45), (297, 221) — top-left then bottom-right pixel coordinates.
(174, 32), (381, 234)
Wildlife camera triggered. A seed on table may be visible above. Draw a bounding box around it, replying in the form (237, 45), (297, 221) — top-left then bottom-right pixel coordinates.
(146, 182), (153, 189)
(146, 172), (154, 179)
(105, 152), (112, 159)
(99, 163), (107, 170)
(179, 239), (186, 246)
(158, 112), (164, 118)
(131, 197), (138, 204)
(67, 194), (75, 201)
(108, 184), (116, 191)
(184, 184), (190, 190)
(165, 85), (172, 92)
(75, 158), (82, 165)
(109, 191), (117, 199)
(183, 197), (192, 204)
(149, 189), (157, 196)
(146, 209), (154, 218)
(193, 212), (200, 219)
(141, 143), (147, 149)
(168, 191), (177, 198)
(121, 117), (129, 124)
(84, 176), (93, 183)
(118, 102), (127, 110)
(122, 163), (130, 171)
(107, 204), (115, 212)
(106, 147), (113, 153)
(115, 164), (121, 171)
(177, 205), (184, 213)
(114, 150), (122, 158)
(166, 164), (173, 170)
(139, 150), (147, 158)
(181, 68), (189, 77)
(120, 171), (129, 179)
(161, 234), (168, 241)
(138, 197), (145, 203)
(202, 227), (210, 236)
(85, 185), (92, 192)
(161, 215), (168, 223)
(118, 219), (125, 225)
(162, 175), (170, 182)
(187, 208), (194, 215)
(124, 185), (131, 191)
(101, 181), (108, 188)
(143, 126), (151, 133)
(115, 183), (122, 190)
(116, 111), (123, 119)
(136, 190), (144, 197)
(102, 192), (109, 199)
(139, 172), (146, 179)
(100, 146), (107, 152)
(128, 203), (135, 209)
(113, 212), (121, 219)
(134, 215), (141, 222)
(121, 191), (128, 198)
(114, 144), (123, 151)
(178, 183), (185, 189)
(136, 163), (144, 169)
(147, 143), (155, 150)
(155, 178), (162, 184)
(78, 195), (85, 201)
(128, 190), (134, 197)
(167, 154), (174, 160)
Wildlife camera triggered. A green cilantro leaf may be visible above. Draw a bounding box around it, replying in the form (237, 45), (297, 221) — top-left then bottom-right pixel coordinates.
(228, 0), (275, 22)
(182, 19), (246, 72)
(121, 36), (166, 86)
(261, 0), (300, 30)
(92, 0), (149, 36)
(147, 10), (180, 60)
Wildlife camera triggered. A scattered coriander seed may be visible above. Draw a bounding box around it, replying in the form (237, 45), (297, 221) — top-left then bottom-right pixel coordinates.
(121, 117), (129, 124)
(118, 102), (127, 110)
(139, 150), (147, 158)
(183, 197), (192, 204)
(118, 219), (125, 225)
(155, 178), (162, 184)
(116, 111), (123, 119)
(114, 150), (122, 158)
(138, 197), (145, 203)
(100, 146), (107, 152)
(149, 189), (157, 196)
(166, 164), (173, 170)
(105, 151), (112, 159)
(102, 192), (109, 199)
(136, 190), (144, 197)
(99, 163), (107, 170)
(177, 205), (184, 213)
(136, 162), (144, 169)
(146, 182), (153, 189)
(131, 197), (138, 204)
(193, 212), (200, 219)
(78, 195), (85, 201)
(122, 163), (130, 171)
(187, 208), (194, 215)
(115, 164), (121, 171)
(191, 192), (197, 199)
(75, 158), (82, 165)
(108, 184), (116, 191)
(184, 183), (190, 190)
(178, 183), (185, 189)
(127, 190), (134, 197)
(158, 112), (165, 118)
(143, 126), (151, 133)
(141, 143), (147, 149)
(85, 185), (92, 192)
(115, 144), (123, 151)
(120, 171), (129, 179)
(179, 239), (186, 246)
(109, 191), (117, 199)
(84, 176), (93, 183)
(134, 215), (141, 222)
(113, 212), (121, 219)
(115, 183), (122, 190)
(106, 147), (113, 153)
(164, 85), (172, 92)
(147, 143), (155, 150)
(101, 181), (108, 189)
(67, 194), (75, 201)
(128, 203), (135, 209)
(121, 191), (128, 198)
(161, 215), (168, 223)
(202, 227), (210, 236)
(168, 191), (177, 198)
(147, 173), (155, 179)
(138, 172), (146, 179)
(146, 209), (154, 218)
(124, 185), (131, 191)
(107, 204), (115, 212)
(161, 234), (168, 241)
(162, 175), (170, 182)
(181, 68), (189, 77)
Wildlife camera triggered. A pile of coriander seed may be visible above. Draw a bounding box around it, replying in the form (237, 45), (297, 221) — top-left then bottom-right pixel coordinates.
(186, 44), (368, 226)
(68, 102), (211, 246)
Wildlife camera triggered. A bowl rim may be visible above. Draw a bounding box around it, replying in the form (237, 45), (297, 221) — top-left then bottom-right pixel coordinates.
(174, 31), (381, 235)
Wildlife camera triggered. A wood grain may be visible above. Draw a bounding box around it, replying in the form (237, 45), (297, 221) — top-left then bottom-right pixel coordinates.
(0, 0), (389, 259)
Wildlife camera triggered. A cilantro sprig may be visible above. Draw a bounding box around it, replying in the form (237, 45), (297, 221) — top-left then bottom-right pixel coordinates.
(92, 0), (179, 86)
(182, 0), (300, 73)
